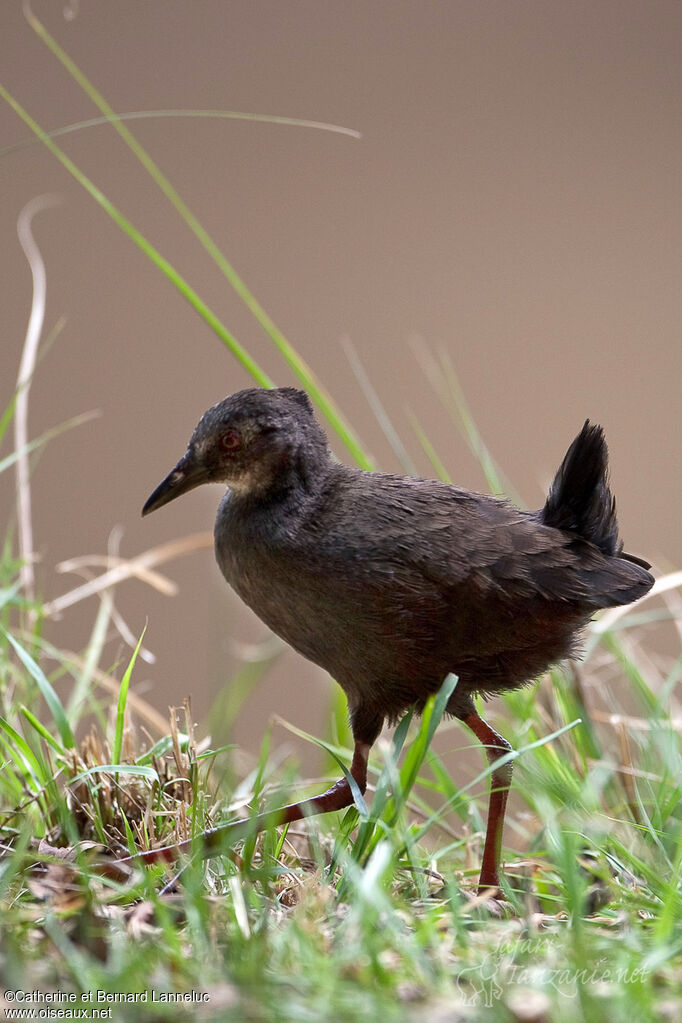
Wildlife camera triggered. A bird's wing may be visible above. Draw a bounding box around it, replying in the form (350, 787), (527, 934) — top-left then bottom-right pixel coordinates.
(300, 469), (540, 589)
(301, 467), (639, 608)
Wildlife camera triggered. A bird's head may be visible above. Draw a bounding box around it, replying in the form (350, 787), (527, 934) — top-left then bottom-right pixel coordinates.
(142, 387), (328, 515)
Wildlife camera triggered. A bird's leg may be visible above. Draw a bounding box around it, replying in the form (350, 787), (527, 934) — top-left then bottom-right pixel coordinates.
(105, 740), (372, 879)
(462, 711), (513, 893)
(266, 740), (371, 824)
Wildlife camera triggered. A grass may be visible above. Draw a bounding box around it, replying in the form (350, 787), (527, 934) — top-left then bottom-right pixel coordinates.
(1, 16), (682, 1021)
(2, 380), (680, 1023)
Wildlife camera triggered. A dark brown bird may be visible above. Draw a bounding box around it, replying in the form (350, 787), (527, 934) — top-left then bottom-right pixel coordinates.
(142, 387), (654, 891)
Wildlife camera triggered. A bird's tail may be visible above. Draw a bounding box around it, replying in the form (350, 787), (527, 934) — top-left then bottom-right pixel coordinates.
(542, 421), (621, 553)
(542, 421), (652, 573)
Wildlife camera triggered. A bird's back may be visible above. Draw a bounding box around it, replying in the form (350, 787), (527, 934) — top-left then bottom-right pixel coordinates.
(214, 460), (651, 720)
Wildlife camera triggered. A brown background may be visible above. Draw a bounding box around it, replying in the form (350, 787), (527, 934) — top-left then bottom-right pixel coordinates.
(1, 2), (680, 771)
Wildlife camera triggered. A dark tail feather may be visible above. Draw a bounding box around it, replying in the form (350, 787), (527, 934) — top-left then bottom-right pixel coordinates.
(542, 421), (626, 557)
(542, 421), (654, 605)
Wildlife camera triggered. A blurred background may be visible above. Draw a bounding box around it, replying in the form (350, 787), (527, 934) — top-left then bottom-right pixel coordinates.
(1, 1), (680, 774)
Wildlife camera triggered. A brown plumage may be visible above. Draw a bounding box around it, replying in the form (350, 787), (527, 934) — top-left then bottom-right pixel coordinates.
(140, 387), (654, 891)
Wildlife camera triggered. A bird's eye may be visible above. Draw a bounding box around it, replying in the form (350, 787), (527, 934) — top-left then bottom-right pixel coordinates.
(220, 429), (242, 452)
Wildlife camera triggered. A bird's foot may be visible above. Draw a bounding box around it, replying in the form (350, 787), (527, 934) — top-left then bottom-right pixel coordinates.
(464, 887), (515, 918)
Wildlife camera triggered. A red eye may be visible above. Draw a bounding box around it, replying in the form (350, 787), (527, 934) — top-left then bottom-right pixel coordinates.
(220, 429), (242, 452)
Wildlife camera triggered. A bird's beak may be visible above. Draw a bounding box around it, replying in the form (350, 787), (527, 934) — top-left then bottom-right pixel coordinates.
(142, 453), (208, 516)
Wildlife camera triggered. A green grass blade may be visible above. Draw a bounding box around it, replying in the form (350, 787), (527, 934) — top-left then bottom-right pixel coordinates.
(67, 578), (113, 722)
(400, 673), (458, 790)
(414, 717), (582, 843)
(438, 348), (519, 500)
(208, 644), (283, 745)
(267, 717), (368, 815)
(341, 335), (412, 472)
(410, 338), (519, 500)
(350, 676), (456, 866)
(407, 411), (452, 483)
(0, 714), (47, 788)
(195, 743), (235, 761)
(0, 83), (271, 390)
(70, 764), (158, 783)
(0, 392), (19, 449)
(0, 580), (24, 612)
(16, 13), (373, 470)
(601, 632), (661, 716)
(135, 734), (186, 765)
(112, 627), (147, 764)
(325, 680), (354, 768)
(4, 630), (75, 749)
(0, 411), (98, 476)
(425, 748), (477, 826)
(20, 704), (65, 755)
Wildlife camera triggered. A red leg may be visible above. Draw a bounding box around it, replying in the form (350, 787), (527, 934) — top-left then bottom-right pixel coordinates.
(462, 712), (513, 893)
(266, 740), (370, 825)
(110, 740), (371, 874)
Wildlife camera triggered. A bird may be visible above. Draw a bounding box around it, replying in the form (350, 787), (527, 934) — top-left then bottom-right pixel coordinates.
(140, 386), (654, 892)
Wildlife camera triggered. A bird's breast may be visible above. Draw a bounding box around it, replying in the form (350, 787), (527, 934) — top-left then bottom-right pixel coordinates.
(213, 503), (342, 669)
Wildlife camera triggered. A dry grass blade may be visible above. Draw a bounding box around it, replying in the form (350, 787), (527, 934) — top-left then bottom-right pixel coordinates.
(659, 576), (682, 647)
(15, 194), (61, 608)
(615, 719), (642, 826)
(590, 708), (682, 731)
(32, 641), (171, 736)
(170, 704), (192, 805)
(56, 554), (178, 597)
(44, 531), (213, 616)
(56, 554), (158, 665)
(0, 108), (362, 159)
(340, 335), (414, 473)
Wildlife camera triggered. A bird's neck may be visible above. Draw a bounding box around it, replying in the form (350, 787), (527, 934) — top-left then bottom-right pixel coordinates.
(228, 437), (331, 510)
